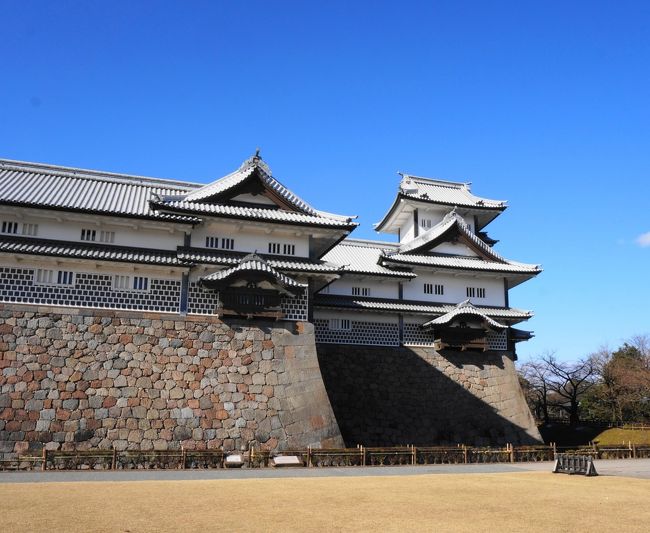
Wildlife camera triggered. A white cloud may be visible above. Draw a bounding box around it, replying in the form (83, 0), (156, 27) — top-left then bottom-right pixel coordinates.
(637, 232), (650, 247)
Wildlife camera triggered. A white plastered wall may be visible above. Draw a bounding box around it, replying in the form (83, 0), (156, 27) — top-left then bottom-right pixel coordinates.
(0, 208), (185, 251)
(323, 277), (399, 299)
(402, 271), (506, 307)
(190, 221), (310, 257)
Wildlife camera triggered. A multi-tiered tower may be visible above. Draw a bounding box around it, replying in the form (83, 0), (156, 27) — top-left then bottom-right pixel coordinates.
(313, 173), (541, 353)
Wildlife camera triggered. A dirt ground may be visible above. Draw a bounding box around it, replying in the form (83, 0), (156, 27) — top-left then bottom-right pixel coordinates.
(2, 471), (649, 532)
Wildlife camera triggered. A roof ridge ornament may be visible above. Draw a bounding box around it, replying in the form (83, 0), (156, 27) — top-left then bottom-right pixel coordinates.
(239, 148), (272, 175)
(240, 252), (267, 264)
(456, 298), (476, 309)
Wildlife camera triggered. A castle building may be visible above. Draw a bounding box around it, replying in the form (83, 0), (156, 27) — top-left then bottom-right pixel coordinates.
(0, 153), (544, 454)
(0, 154), (540, 355)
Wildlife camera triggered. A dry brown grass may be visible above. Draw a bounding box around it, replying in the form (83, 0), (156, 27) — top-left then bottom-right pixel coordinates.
(2, 472), (649, 532)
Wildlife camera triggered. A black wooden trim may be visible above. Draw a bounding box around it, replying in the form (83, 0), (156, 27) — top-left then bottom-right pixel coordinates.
(180, 273), (189, 315)
(413, 209), (419, 238)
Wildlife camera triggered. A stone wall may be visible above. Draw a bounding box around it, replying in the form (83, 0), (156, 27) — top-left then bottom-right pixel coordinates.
(0, 305), (343, 459)
(317, 344), (541, 447)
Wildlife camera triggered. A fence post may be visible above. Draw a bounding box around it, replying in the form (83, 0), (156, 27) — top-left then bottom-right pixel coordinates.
(509, 443), (515, 463)
(632, 442), (637, 459)
(248, 446), (253, 468)
(111, 448), (117, 470)
(308, 446), (312, 467)
(181, 447), (186, 469)
(412, 445), (416, 466)
(42, 448), (47, 471)
(361, 445), (366, 466)
(463, 445), (468, 464)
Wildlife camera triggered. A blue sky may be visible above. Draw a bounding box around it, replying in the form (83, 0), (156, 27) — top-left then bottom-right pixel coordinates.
(1, 1), (649, 362)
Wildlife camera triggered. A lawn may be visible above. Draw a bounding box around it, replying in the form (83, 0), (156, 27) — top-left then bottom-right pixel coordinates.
(593, 427), (650, 446)
(2, 472), (649, 532)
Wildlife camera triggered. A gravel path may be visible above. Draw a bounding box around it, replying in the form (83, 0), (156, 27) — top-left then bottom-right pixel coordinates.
(1, 459), (649, 483)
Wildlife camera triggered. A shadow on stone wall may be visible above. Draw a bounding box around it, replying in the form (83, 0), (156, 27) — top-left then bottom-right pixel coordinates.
(317, 344), (541, 447)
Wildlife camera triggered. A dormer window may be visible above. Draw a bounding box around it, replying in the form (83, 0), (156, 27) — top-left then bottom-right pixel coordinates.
(81, 228), (96, 241)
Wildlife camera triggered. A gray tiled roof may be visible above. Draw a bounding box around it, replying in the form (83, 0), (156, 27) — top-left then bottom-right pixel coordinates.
(398, 175), (506, 210)
(184, 154), (323, 217)
(314, 294), (532, 321)
(0, 159), (199, 223)
(177, 248), (340, 272)
(383, 251), (540, 274)
(321, 240), (415, 278)
(421, 300), (507, 329)
(0, 236), (185, 266)
(201, 254), (307, 289)
(152, 199), (356, 228)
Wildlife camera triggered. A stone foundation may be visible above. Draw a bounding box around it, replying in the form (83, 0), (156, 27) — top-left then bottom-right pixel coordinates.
(0, 305), (343, 459)
(317, 344), (541, 446)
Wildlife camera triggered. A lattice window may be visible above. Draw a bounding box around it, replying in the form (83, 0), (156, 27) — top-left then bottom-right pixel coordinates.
(466, 287), (486, 298)
(283, 243), (295, 255)
(424, 283), (444, 295)
(1, 221), (18, 234)
(352, 287), (370, 297)
(21, 223), (38, 236)
(113, 275), (130, 290)
(132, 276), (149, 291)
(99, 230), (115, 243)
(487, 331), (508, 351)
(221, 238), (234, 250)
(57, 271), (75, 286)
(35, 269), (55, 284)
(268, 242), (281, 254)
(206, 236), (219, 248)
(328, 318), (351, 331)
(81, 228), (97, 241)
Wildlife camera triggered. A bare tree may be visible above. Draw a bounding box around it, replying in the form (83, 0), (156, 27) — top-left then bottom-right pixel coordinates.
(520, 356), (553, 424)
(542, 353), (597, 427)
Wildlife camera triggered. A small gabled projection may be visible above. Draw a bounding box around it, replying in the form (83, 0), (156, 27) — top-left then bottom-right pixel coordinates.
(395, 209), (508, 261)
(421, 299), (508, 352)
(175, 151), (321, 214)
(200, 253), (306, 318)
